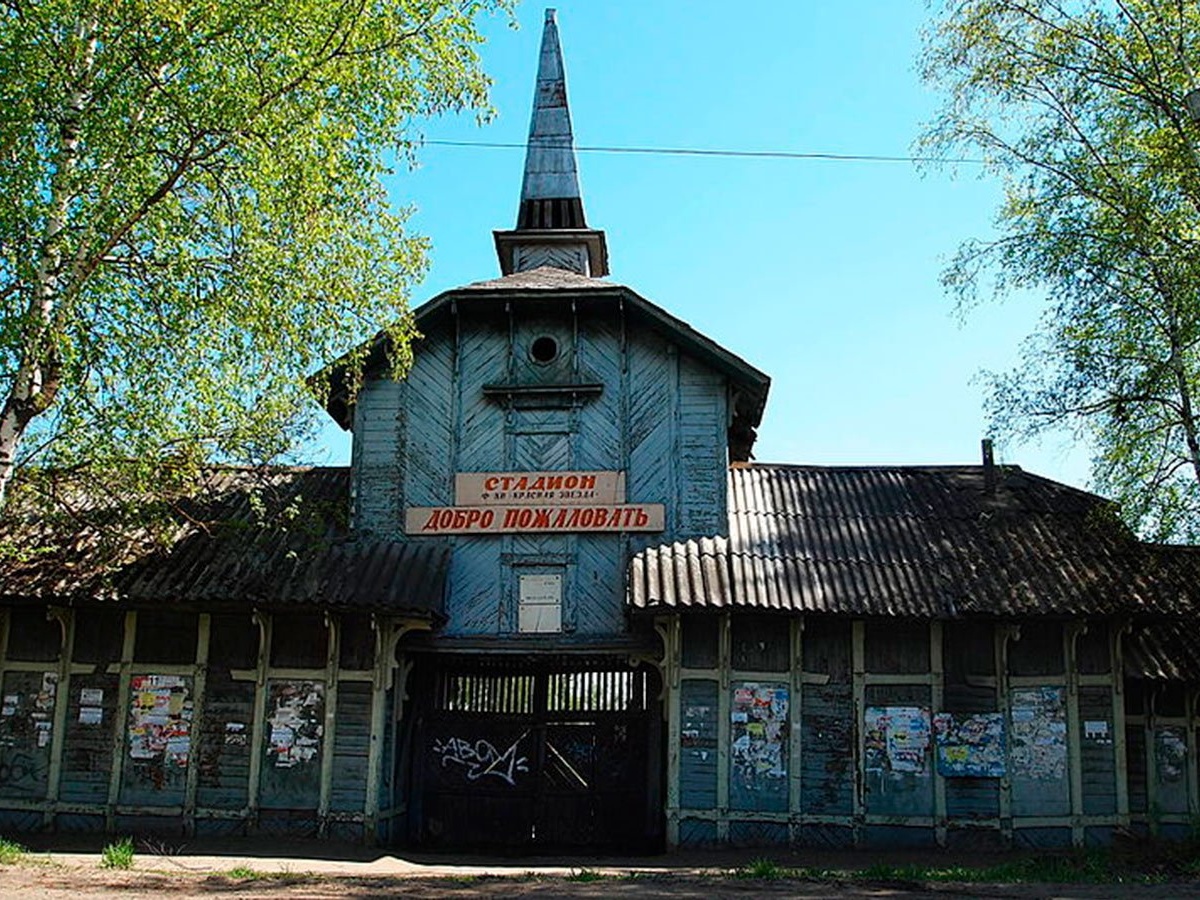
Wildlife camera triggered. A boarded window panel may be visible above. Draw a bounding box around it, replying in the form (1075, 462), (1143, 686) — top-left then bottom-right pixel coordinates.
(0, 670), (56, 799)
(259, 680), (325, 809)
(678, 679), (717, 809)
(801, 683), (853, 814)
(1075, 627), (1111, 674)
(209, 615), (259, 671)
(72, 609), (125, 665)
(338, 615), (374, 670)
(1010, 686), (1070, 817)
(863, 685), (934, 818)
(269, 615), (327, 669)
(1079, 686), (1116, 816)
(331, 682), (372, 812)
(119, 673), (193, 807)
(1153, 725), (1189, 815)
(729, 681), (789, 812)
(1126, 724), (1147, 815)
(1008, 623), (1064, 676)
(943, 623), (995, 680)
(731, 615), (789, 672)
(134, 611), (197, 664)
(196, 673), (255, 810)
(6, 608), (60, 662)
(59, 672), (118, 804)
(681, 616), (718, 670)
(802, 619), (852, 682)
(864, 621), (929, 674)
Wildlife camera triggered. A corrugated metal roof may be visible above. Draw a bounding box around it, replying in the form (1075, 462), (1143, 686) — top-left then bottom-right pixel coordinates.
(0, 467), (447, 617)
(629, 463), (1200, 620)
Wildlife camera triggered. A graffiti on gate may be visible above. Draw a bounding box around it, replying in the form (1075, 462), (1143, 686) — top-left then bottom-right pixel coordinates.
(432, 733), (531, 786)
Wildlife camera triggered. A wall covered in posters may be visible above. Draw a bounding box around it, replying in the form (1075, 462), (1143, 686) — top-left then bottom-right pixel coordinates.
(933, 712), (1006, 778)
(267, 681), (324, 769)
(729, 682), (788, 811)
(1009, 687), (1067, 781)
(0, 672), (56, 797)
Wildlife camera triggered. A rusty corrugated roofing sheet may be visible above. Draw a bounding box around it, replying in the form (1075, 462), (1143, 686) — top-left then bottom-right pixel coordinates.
(629, 464), (1200, 620)
(0, 467), (447, 617)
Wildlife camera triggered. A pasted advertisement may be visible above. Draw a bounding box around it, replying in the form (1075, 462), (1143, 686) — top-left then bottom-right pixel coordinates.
(933, 712), (1006, 778)
(1010, 687), (1067, 781)
(1156, 726), (1187, 783)
(127, 675), (191, 769)
(267, 681), (324, 768)
(864, 707), (931, 775)
(730, 682), (788, 790)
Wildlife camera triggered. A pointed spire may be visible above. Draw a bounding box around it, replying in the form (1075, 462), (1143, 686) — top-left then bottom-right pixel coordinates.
(518, 9), (585, 229)
(494, 9), (608, 277)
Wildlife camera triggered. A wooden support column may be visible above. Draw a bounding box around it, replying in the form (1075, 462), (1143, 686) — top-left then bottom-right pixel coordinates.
(105, 611), (138, 832)
(43, 608), (76, 828)
(996, 625), (1017, 844)
(715, 612), (731, 843)
(657, 616), (682, 848)
(788, 617), (805, 845)
(851, 620), (865, 847)
(930, 620), (946, 848)
(1145, 686), (1159, 835)
(317, 613), (341, 837)
(1188, 689), (1200, 821)
(246, 611), (272, 829)
(1065, 623), (1086, 847)
(1112, 623), (1130, 822)
(182, 614), (211, 835)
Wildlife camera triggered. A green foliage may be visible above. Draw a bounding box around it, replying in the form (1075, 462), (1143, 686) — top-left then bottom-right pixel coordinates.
(100, 837), (134, 870)
(921, 0), (1200, 540)
(736, 858), (787, 879)
(0, 0), (512, 519)
(0, 837), (26, 865)
(564, 868), (608, 882)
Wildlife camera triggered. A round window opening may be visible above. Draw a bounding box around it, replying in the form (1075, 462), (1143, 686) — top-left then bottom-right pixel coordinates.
(530, 335), (559, 364)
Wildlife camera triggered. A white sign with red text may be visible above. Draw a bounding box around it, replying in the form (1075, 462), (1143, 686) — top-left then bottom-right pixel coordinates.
(404, 503), (665, 535)
(454, 471), (626, 506)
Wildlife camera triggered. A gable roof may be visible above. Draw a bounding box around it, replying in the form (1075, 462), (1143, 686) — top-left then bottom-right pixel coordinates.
(0, 467), (447, 617)
(319, 266), (771, 460)
(629, 463), (1200, 620)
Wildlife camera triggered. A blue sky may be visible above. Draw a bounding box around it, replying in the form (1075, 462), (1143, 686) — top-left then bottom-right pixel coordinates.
(315, 1), (1093, 489)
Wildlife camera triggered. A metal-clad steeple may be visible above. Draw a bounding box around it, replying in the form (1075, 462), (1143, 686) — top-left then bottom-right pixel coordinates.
(494, 9), (609, 277)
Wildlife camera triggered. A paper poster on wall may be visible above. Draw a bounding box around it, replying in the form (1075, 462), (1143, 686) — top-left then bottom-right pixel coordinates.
(127, 674), (191, 768)
(78, 707), (102, 725)
(267, 681), (324, 768)
(1156, 726), (1187, 783)
(79, 688), (103, 707)
(729, 682), (788, 791)
(1084, 719), (1111, 744)
(865, 707), (931, 775)
(1010, 686), (1066, 781)
(933, 712), (1006, 777)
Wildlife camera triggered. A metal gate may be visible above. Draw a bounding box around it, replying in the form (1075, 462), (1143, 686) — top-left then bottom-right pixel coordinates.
(406, 655), (662, 852)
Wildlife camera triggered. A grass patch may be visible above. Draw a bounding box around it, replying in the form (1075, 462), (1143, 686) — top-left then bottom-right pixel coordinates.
(565, 868), (608, 882)
(227, 865), (266, 880)
(100, 837), (134, 870)
(736, 857), (788, 879)
(0, 837), (26, 865)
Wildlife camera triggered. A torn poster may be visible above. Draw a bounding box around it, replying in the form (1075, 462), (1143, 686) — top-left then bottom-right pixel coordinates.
(127, 674), (192, 769)
(267, 681), (324, 768)
(1084, 720), (1111, 744)
(1156, 726), (1187, 783)
(933, 712), (1006, 778)
(865, 707), (931, 775)
(78, 706), (102, 725)
(1009, 686), (1066, 782)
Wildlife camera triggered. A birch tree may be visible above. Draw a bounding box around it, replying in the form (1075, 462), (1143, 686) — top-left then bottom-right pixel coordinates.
(0, 0), (509, 513)
(922, 0), (1200, 540)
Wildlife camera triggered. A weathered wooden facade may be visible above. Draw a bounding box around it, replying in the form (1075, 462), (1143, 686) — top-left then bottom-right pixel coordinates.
(3, 8), (1200, 853)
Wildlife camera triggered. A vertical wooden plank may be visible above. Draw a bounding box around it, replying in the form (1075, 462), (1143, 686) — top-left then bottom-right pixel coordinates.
(930, 620), (946, 847)
(1188, 689), (1199, 821)
(183, 614), (211, 835)
(1065, 623), (1084, 847)
(715, 612), (730, 843)
(105, 611), (137, 832)
(1112, 624), (1130, 821)
(996, 625), (1013, 844)
(246, 612), (272, 828)
(1145, 686), (1159, 835)
(788, 617), (804, 844)
(317, 614), (341, 836)
(851, 620), (865, 847)
(660, 617), (682, 848)
(43, 608), (75, 826)
(363, 618), (389, 844)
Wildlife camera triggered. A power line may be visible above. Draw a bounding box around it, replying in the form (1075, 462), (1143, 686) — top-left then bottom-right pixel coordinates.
(422, 139), (985, 165)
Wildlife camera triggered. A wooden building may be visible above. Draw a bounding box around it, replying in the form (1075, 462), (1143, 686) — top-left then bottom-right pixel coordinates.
(2, 9), (1199, 853)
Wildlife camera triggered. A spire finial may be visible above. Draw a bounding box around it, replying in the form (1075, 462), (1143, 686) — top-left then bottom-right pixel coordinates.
(494, 9), (609, 277)
(517, 7), (585, 228)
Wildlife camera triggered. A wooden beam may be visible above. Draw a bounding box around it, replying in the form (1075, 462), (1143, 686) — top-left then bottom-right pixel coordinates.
(105, 611), (138, 832)
(43, 607), (76, 828)
(1112, 623), (1130, 821)
(658, 616), (682, 848)
(788, 617), (804, 846)
(996, 625), (1016, 844)
(317, 613), (341, 837)
(930, 620), (946, 848)
(851, 620), (865, 847)
(182, 614), (211, 836)
(715, 611), (730, 843)
(1065, 622), (1086, 847)
(246, 611), (273, 830)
